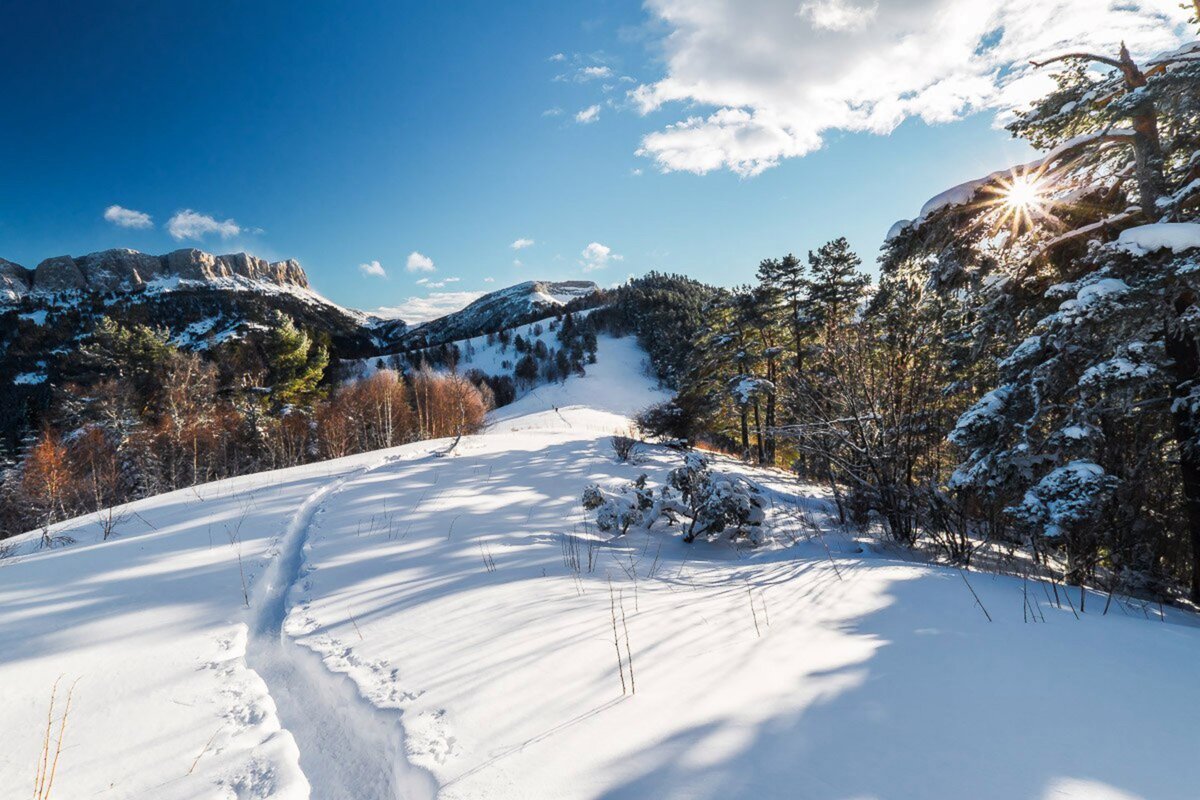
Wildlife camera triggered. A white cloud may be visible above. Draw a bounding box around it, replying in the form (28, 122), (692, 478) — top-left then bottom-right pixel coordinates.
(406, 251), (436, 272)
(484, 277), (495, 283)
(549, 52), (566, 62)
(543, 107), (564, 117)
(103, 205), (152, 229)
(359, 260), (387, 278)
(513, 259), (523, 267)
(634, 0), (1192, 176)
(579, 65), (614, 80)
(798, 0), (878, 32)
(445, 277), (461, 283)
(166, 209), (243, 241)
(511, 238), (535, 250)
(576, 104), (601, 124)
(580, 241), (623, 272)
(372, 291), (487, 325)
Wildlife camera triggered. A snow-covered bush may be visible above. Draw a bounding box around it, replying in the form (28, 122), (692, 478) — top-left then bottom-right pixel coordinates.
(582, 453), (767, 544)
(666, 453), (767, 543)
(582, 481), (644, 535)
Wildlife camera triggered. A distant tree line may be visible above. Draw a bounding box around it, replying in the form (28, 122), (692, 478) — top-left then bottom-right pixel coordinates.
(0, 311), (488, 542)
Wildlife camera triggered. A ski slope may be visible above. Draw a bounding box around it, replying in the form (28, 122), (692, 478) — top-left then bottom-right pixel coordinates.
(3, 334), (1200, 799)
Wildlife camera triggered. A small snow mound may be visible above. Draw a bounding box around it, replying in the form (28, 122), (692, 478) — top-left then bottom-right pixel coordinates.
(1117, 223), (1200, 255)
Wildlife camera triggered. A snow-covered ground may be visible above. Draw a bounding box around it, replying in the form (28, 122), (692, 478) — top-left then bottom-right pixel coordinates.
(3, 334), (1200, 799)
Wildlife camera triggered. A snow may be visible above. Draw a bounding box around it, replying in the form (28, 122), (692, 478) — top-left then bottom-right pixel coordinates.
(729, 376), (773, 405)
(1079, 356), (1156, 386)
(884, 219), (912, 241)
(13, 371), (46, 384)
(949, 383), (1013, 446)
(1117, 223), (1200, 255)
(1020, 461), (1114, 538)
(911, 130), (1135, 228)
(4, 337), (1200, 799)
(18, 309), (47, 325)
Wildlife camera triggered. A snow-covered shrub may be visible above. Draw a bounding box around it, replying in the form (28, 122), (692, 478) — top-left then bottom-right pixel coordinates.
(582, 454), (767, 544)
(668, 453), (766, 544)
(582, 481), (644, 535)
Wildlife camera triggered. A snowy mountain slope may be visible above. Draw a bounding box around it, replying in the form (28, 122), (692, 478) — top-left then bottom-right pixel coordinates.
(2, 336), (1200, 799)
(353, 308), (603, 383)
(392, 280), (600, 349)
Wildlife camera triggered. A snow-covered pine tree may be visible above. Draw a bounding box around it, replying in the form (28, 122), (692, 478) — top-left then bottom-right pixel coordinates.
(893, 21), (1200, 596)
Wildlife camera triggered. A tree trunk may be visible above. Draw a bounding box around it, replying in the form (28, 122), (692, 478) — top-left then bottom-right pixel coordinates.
(739, 406), (750, 460)
(752, 399), (765, 464)
(1117, 44), (1167, 218)
(764, 356), (776, 464)
(1164, 301), (1200, 603)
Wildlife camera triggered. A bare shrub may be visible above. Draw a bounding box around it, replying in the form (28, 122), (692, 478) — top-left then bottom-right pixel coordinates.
(611, 435), (637, 463)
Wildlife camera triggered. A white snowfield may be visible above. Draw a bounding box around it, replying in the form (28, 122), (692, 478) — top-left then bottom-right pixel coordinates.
(3, 334), (1200, 800)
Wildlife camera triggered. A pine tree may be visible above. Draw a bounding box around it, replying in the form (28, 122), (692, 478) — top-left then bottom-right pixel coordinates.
(895, 25), (1200, 595)
(262, 312), (328, 410)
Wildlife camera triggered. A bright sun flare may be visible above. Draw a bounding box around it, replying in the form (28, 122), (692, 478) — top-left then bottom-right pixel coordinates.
(1003, 175), (1044, 210)
(978, 168), (1057, 238)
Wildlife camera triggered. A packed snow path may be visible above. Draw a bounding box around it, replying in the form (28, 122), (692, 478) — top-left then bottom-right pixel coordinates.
(3, 335), (1200, 799)
(243, 459), (437, 800)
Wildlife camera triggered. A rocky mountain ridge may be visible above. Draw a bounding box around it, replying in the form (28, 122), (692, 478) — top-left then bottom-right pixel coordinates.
(0, 247), (309, 300)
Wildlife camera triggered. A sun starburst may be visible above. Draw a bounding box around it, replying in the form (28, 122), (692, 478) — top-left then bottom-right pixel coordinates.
(976, 167), (1060, 239)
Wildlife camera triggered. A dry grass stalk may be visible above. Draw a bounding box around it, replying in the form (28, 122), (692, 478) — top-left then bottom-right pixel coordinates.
(33, 676), (78, 800)
(619, 589), (636, 695)
(608, 580), (627, 695)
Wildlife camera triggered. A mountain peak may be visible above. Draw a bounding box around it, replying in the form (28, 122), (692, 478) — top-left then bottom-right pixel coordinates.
(0, 247), (311, 300)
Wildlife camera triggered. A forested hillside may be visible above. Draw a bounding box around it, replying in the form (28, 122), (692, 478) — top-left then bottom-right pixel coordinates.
(599, 26), (1200, 605)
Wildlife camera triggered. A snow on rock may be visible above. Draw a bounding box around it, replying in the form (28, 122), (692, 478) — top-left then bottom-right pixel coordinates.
(3, 339), (1200, 800)
(1117, 223), (1200, 255)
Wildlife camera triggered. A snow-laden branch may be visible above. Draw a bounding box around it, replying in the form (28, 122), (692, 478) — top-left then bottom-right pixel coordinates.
(1032, 207), (1142, 260)
(890, 129), (1136, 240)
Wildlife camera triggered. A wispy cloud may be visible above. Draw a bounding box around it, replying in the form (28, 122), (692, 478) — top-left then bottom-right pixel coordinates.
(103, 205), (152, 229)
(484, 277), (495, 283)
(406, 251), (436, 272)
(549, 52), (566, 62)
(359, 260), (387, 278)
(166, 209), (242, 241)
(576, 105), (601, 124)
(579, 65), (613, 80)
(580, 241), (622, 272)
(511, 238), (535, 250)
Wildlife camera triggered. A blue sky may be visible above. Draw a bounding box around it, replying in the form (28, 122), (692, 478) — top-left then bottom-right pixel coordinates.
(2, 1), (1189, 320)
